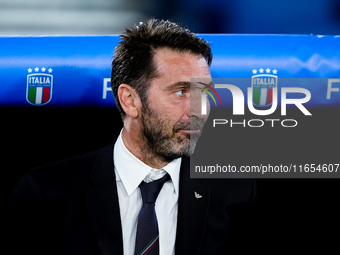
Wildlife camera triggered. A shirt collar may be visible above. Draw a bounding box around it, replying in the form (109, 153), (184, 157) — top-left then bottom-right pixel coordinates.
(114, 129), (181, 196)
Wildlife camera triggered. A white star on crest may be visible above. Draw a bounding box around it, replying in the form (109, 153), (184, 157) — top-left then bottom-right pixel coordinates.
(252, 69), (257, 74)
(259, 68), (264, 73)
(266, 68), (271, 73)
(28, 68), (32, 73)
(48, 68), (53, 73)
(34, 67), (39, 72)
(273, 69), (278, 74)
(41, 67), (46, 72)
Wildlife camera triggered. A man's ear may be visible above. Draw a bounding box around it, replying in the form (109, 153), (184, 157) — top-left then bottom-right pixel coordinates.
(118, 84), (141, 118)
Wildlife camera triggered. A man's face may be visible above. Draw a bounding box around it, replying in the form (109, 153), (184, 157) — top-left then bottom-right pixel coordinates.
(140, 48), (211, 162)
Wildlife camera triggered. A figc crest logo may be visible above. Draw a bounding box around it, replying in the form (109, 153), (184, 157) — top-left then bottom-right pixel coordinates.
(251, 68), (278, 108)
(26, 67), (53, 106)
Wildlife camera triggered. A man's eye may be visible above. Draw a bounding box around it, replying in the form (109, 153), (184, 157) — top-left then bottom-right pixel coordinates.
(175, 90), (185, 95)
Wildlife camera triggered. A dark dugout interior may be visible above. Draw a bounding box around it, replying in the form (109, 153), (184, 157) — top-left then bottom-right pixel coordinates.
(3, 106), (340, 253)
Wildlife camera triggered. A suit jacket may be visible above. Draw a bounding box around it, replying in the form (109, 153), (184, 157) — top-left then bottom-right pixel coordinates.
(4, 142), (257, 255)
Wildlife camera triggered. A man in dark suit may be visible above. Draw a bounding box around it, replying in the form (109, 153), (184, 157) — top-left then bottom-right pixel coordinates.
(5, 19), (257, 254)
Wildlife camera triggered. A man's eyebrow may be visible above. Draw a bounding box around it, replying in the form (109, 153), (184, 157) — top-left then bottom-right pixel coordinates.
(166, 81), (191, 90)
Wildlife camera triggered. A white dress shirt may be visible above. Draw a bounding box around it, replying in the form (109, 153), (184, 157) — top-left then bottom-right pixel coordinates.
(113, 129), (181, 255)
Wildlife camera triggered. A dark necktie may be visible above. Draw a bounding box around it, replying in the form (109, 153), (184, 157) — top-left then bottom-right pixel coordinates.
(134, 174), (169, 255)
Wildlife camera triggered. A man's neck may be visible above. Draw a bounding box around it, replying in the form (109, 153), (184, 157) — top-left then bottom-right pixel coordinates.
(121, 127), (170, 169)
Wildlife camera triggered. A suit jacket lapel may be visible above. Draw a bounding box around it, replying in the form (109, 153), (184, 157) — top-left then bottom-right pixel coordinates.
(85, 143), (124, 255)
(175, 157), (211, 255)
(84, 144), (211, 255)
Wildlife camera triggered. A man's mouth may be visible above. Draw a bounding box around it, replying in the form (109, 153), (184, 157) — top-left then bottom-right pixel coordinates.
(178, 129), (201, 134)
(174, 117), (204, 133)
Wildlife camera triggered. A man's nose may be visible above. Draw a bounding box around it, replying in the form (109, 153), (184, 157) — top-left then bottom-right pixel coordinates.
(189, 89), (209, 117)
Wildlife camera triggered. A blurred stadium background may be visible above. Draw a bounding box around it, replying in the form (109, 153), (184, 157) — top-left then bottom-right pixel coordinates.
(0, 0), (339, 35)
